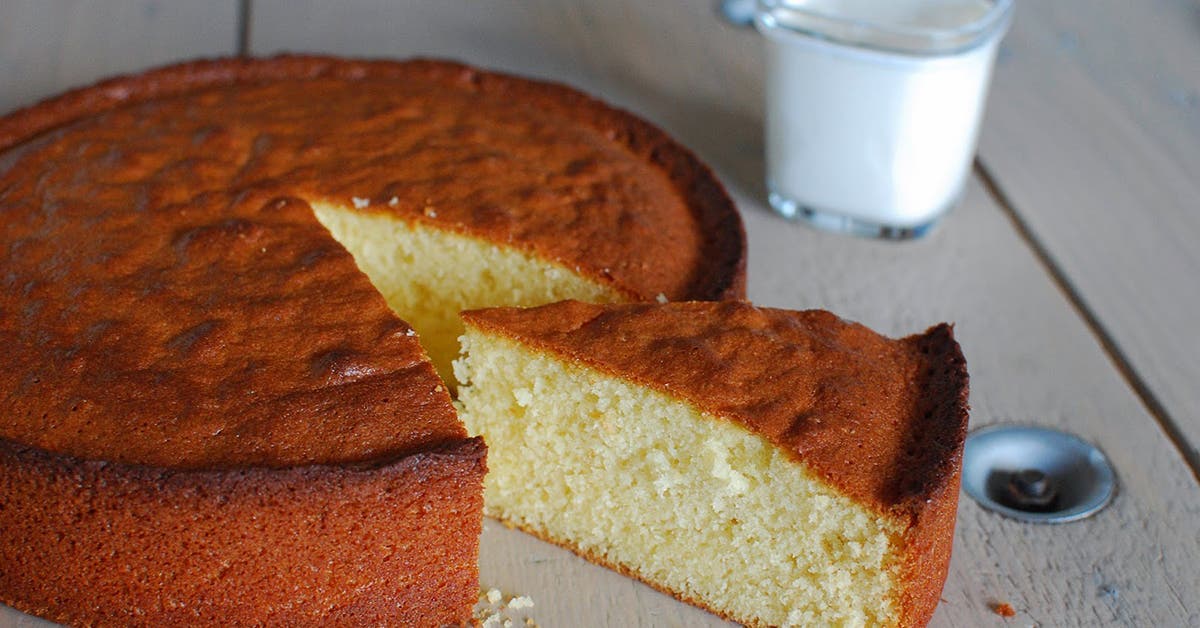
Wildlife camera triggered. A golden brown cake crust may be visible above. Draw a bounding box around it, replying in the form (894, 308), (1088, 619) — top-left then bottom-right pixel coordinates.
(0, 173), (460, 468)
(0, 55), (745, 302)
(462, 300), (969, 625)
(0, 436), (487, 627)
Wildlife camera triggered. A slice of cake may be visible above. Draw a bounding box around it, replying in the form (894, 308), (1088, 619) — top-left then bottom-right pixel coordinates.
(455, 300), (969, 627)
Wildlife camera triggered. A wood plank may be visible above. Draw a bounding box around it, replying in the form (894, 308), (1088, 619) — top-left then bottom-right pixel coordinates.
(248, 2), (1200, 626)
(0, 0), (240, 114)
(977, 1), (1200, 467)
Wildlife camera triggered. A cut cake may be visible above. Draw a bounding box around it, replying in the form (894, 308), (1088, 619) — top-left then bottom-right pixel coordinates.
(0, 56), (745, 625)
(455, 300), (969, 627)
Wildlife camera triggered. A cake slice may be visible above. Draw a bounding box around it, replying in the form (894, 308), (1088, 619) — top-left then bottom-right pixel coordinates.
(455, 300), (969, 627)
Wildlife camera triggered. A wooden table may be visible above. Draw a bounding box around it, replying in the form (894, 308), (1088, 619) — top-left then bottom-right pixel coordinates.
(2, 2), (1197, 626)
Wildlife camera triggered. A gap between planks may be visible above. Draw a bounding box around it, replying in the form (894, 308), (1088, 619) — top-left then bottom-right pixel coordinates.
(975, 159), (1200, 485)
(238, 0), (253, 57)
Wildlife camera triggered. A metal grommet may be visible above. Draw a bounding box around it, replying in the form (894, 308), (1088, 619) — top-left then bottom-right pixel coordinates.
(962, 424), (1116, 523)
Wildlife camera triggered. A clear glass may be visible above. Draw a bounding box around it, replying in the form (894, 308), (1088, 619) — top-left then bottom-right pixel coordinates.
(756, 0), (1013, 239)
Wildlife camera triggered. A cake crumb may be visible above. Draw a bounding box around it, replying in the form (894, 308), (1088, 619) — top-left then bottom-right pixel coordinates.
(352, 196), (370, 209)
(507, 595), (534, 609)
(655, 293), (668, 303)
(474, 588), (537, 628)
(992, 602), (1016, 617)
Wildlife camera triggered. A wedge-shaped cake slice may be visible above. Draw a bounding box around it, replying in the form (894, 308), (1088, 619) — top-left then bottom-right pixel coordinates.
(455, 300), (968, 627)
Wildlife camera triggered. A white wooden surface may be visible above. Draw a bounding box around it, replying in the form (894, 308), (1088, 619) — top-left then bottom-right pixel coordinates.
(978, 0), (1200, 467)
(2, 1), (1199, 626)
(0, 0), (240, 114)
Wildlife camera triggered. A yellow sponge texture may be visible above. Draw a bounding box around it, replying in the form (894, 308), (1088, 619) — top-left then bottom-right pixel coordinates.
(311, 202), (625, 382)
(455, 328), (905, 628)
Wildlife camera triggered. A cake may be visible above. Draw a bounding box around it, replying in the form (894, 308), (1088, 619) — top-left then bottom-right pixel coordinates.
(0, 56), (745, 625)
(455, 300), (969, 627)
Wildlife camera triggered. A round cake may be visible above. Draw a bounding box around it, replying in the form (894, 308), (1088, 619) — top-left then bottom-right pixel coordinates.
(0, 56), (746, 626)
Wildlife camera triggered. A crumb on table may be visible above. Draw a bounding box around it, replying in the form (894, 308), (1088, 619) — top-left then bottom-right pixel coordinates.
(991, 601), (1016, 617)
(475, 588), (538, 627)
(507, 595), (534, 609)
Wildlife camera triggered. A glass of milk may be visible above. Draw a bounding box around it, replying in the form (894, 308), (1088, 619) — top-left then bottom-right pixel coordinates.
(756, 0), (1014, 239)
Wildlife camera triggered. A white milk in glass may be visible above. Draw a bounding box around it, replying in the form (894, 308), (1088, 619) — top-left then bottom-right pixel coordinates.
(757, 0), (1012, 238)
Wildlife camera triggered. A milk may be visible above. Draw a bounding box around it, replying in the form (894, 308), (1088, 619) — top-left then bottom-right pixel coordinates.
(757, 0), (1012, 237)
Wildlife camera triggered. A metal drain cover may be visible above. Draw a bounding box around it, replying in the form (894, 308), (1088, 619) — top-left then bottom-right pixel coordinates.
(962, 424), (1116, 523)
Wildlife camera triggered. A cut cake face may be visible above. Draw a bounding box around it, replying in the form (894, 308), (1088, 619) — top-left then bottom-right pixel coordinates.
(310, 202), (626, 384)
(455, 300), (969, 627)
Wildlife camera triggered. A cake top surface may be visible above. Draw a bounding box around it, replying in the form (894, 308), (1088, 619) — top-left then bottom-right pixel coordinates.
(0, 56), (745, 302)
(0, 56), (743, 469)
(0, 172), (460, 468)
(462, 300), (969, 516)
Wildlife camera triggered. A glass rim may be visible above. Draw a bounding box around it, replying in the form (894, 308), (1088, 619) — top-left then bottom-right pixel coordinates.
(755, 0), (1015, 56)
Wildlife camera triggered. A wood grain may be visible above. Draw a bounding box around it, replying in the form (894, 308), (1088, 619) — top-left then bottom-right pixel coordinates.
(977, 0), (1200, 469)
(249, 1), (765, 200)
(0, 0), (239, 115)
(1, 1), (1198, 626)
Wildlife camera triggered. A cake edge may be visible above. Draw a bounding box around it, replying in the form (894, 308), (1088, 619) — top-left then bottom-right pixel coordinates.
(891, 323), (970, 628)
(0, 434), (488, 626)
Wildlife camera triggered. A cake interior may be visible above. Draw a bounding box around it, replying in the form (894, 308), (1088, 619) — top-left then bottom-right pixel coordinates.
(454, 328), (907, 627)
(311, 201), (627, 383)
